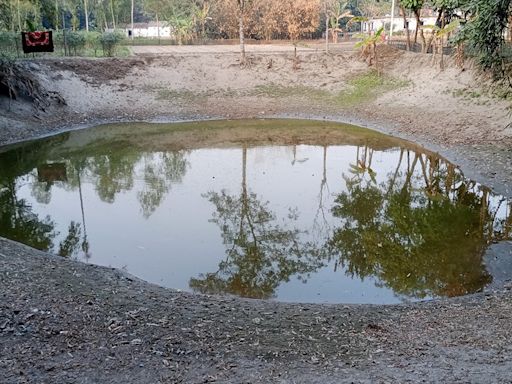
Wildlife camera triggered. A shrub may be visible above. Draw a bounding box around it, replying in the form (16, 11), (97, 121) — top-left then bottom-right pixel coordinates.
(66, 31), (86, 56)
(99, 31), (124, 57)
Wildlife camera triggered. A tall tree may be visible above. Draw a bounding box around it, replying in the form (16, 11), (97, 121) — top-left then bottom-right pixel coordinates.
(237, 0), (247, 64)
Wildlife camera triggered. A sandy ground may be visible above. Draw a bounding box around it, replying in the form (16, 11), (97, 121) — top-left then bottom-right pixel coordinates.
(1, 44), (512, 383)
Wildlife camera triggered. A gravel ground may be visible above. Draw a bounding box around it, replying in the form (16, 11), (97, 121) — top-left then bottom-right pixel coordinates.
(2, 238), (512, 383)
(1, 46), (512, 383)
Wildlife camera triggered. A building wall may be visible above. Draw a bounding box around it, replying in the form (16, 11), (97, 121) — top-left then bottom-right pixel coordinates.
(125, 24), (173, 38)
(362, 17), (438, 34)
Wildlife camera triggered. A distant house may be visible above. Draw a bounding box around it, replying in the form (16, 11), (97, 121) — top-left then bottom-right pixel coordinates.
(361, 16), (438, 35)
(124, 22), (174, 39)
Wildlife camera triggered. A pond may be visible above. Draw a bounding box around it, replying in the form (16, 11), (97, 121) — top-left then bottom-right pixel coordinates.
(1, 119), (511, 304)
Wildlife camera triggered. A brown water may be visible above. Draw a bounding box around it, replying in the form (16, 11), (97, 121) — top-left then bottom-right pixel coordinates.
(1, 119), (510, 303)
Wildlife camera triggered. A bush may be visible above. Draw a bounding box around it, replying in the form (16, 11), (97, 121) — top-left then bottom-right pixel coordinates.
(100, 31), (124, 57)
(66, 31), (86, 56)
(0, 31), (19, 58)
(84, 31), (101, 56)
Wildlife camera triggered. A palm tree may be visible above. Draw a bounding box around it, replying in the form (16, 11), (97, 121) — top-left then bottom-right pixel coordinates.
(328, 0), (353, 44)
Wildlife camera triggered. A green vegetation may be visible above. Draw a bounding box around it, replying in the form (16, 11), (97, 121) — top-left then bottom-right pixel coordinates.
(250, 84), (331, 100)
(337, 71), (408, 105)
(0, 0), (510, 80)
(153, 72), (409, 108)
(99, 31), (125, 56)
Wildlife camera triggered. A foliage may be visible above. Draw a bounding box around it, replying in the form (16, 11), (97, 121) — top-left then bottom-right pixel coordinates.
(99, 30), (124, 56)
(66, 31), (87, 55)
(337, 71), (408, 105)
(464, 0), (512, 77)
(400, 0), (424, 12)
(355, 25), (385, 69)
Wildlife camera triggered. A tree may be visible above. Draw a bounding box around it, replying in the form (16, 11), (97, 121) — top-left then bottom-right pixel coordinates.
(195, 0), (211, 39)
(398, 0), (412, 50)
(464, 0), (512, 77)
(422, 19), (459, 69)
(283, 0), (321, 41)
(400, 0), (424, 46)
(327, 0), (353, 43)
(237, 0), (248, 64)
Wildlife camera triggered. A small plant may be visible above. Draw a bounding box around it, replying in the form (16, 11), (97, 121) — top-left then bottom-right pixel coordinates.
(355, 26), (385, 72)
(84, 31), (101, 57)
(421, 20), (460, 70)
(350, 16), (385, 74)
(66, 31), (86, 56)
(100, 31), (125, 57)
(337, 71), (408, 105)
(0, 32), (18, 58)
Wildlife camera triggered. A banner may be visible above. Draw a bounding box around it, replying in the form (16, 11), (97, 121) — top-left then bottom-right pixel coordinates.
(21, 31), (54, 54)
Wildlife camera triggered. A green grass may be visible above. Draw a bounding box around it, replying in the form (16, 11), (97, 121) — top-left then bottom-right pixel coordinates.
(336, 71), (409, 105)
(451, 84), (512, 102)
(155, 88), (207, 101)
(246, 72), (407, 106)
(153, 71), (408, 107)
(249, 84), (331, 100)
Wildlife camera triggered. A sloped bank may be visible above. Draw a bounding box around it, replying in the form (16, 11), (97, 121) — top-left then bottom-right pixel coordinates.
(1, 50), (512, 383)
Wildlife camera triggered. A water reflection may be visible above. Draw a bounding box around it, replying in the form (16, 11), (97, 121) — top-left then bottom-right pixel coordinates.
(189, 147), (324, 299)
(328, 147), (506, 298)
(0, 121), (510, 303)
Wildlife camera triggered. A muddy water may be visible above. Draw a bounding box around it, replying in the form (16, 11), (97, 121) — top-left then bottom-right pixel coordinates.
(0, 119), (510, 304)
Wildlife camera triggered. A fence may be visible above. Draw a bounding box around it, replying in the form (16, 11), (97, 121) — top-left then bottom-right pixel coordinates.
(387, 39), (454, 55)
(0, 31), (126, 58)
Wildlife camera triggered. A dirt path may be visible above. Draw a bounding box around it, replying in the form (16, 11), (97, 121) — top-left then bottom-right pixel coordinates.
(1, 44), (512, 383)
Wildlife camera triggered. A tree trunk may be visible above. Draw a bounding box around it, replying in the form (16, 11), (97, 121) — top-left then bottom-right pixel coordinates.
(325, 2), (329, 53)
(415, 10), (426, 51)
(400, 6), (410, 51)
(156, 13), (160, 43)
(238, 2), (246, 65)
(54, 0), (59, 31)
(110, 0), (116, 30)
(84, 0), (89, 31)
(440, 10), (445, 69)
(413, 9), (422, 45)
(373, 42), (379, 74)
(130, 0), (134, 39)
(17, 0), (21, 31)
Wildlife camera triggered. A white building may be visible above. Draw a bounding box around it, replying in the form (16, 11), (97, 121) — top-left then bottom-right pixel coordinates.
(125, 22), (174, 39)
(362, 16), (438, 35)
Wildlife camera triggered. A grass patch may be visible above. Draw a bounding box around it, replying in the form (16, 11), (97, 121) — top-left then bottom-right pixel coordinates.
(247, 72), (407, 106)
(249, 84), (331, 100)
(154, 72), (407, 107)
(155, 87), (242, 101)
(336, 71), (409, 105)
(451, 83), (512, 102)
(156, 88), (210, 102)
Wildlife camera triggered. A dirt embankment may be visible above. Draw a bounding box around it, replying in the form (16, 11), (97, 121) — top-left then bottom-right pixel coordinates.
(2, 45), (511, 190)
(1, 45), (512, 383)
(2, 45), (511, 147)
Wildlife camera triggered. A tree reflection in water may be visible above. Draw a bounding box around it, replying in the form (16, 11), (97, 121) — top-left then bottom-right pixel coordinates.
(189, 146), (325, 299)
(1, 129), (512, 301)
(328, 147), (510, 299)
(0, 139), (189, 259)
(192, 144), (512, 301)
